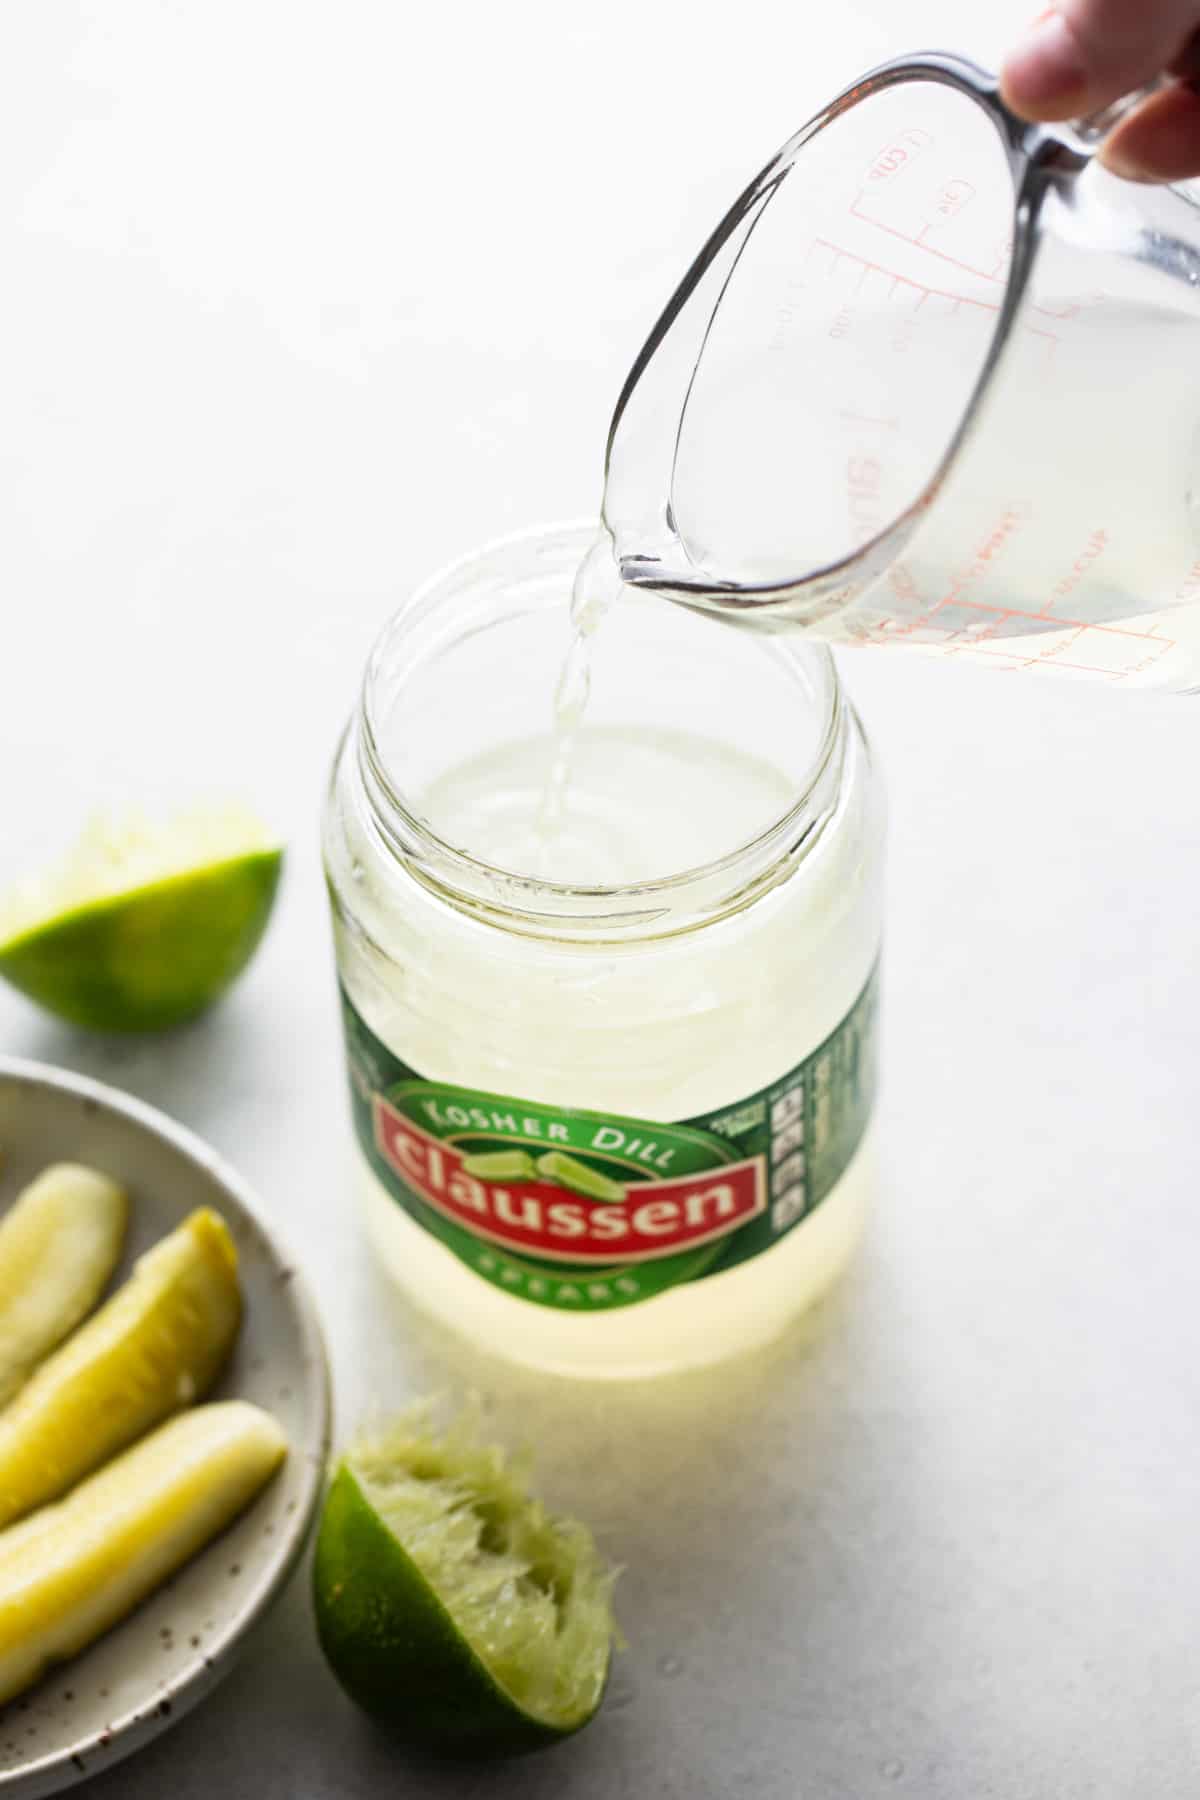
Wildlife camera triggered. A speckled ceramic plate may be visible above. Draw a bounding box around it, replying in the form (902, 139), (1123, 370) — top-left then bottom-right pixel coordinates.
(0, 1056), (332, 1799)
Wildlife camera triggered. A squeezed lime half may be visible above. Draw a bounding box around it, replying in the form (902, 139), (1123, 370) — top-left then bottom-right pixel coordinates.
(312, 1409), (616, 1755)
(0, 807), (282, 1031)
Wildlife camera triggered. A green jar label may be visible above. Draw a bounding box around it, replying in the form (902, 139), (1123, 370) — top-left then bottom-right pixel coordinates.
(339, 964), (879, 1312)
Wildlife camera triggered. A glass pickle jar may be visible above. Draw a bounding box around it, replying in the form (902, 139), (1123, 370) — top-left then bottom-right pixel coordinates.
(323, 523), (884, 1379)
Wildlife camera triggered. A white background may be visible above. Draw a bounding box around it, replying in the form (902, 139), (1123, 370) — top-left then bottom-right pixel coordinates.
(4, 3), (1200, 1796)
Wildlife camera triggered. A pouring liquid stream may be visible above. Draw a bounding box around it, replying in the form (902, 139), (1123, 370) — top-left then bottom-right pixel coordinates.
(532, 535), (624, 875)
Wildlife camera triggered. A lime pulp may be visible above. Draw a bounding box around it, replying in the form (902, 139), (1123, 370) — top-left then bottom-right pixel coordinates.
(312, 1408), (616, 1755)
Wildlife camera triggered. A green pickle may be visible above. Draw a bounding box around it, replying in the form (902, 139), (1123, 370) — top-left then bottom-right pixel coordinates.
(0, 1400), (287, 1706)
(460, 1150), (538, 1182)
(0, 1164), (128, 1408)
(0, 1207), (242, 1530)
(535, 1152), (627, 1204)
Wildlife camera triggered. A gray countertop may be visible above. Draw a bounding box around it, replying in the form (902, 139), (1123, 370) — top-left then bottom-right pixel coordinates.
(3, 2), (1199, 1794)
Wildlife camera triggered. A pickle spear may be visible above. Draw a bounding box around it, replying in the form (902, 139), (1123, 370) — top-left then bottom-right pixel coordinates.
(0, 1400), (287, 1705)
(0, 1207), (242, 1531)
(535, 1151), (627, 1204)
(0, 1164), (128, 1408)
(461, 1150), (538, 1182)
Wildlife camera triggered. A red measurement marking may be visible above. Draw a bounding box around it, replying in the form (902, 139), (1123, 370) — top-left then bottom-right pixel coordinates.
(865, 129), (932, 185)
(813, 239), (1001, 314)
(1028, 299), (1080, 320)
(935, 180), (976, 219)
(946, 599), (1168, 644)
(846, 201), (1070, 324)
(943, 621), (1176, 681)
(964, 644), (1121, 675)
(1039, 529), (1110, 615)
(1027, 328), (1061, 366)
(849, 197), (1005, 285)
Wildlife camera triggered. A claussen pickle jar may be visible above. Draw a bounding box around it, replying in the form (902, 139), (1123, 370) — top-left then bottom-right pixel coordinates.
(323, 524), (884, 1378)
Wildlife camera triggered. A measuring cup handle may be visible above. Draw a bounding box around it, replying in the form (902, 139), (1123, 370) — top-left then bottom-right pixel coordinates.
(1070, 77), (1170, 145)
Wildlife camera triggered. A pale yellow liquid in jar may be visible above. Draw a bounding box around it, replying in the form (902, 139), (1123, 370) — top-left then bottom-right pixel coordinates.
(359, 1140), (871, 1378)
(349, 543), (880, 1375)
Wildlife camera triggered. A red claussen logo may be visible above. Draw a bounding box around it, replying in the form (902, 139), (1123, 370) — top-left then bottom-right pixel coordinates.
(373, 1099), (766, 1265)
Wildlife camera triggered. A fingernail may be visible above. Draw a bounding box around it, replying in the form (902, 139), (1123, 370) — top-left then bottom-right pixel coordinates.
(1004, 11), (1087, 109)
(1098, 143), (1153, 180)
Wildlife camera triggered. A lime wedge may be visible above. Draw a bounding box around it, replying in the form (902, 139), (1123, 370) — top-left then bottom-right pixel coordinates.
(313, 1408), (616, 1755)
(0, 1164), (128, 1408)
(0, 1207), (242, 1530)
(0, 807), (283, 1032)
(0, 1400), (287, 1706)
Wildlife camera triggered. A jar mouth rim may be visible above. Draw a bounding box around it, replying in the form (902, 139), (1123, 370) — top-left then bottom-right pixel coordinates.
(359, 520), (845, 924)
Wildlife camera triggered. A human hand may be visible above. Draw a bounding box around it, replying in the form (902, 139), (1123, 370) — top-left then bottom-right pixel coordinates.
(1001, 1), (1200, 180)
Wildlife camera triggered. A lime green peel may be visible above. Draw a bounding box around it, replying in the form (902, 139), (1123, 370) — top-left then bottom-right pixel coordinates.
(0, 807), (282, 1032)
(313, 1406), (617, 1755)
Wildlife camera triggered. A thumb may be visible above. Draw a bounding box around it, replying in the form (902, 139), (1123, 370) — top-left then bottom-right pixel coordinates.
(1001, 0), (1199, 120)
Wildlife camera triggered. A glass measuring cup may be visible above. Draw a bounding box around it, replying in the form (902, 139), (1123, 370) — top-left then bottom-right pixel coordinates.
(603, 53), (1200, 691)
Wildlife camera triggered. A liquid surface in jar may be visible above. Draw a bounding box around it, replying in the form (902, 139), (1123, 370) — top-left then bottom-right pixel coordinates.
(418, 724), (797, 889)
(417, 529), (809, 887)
